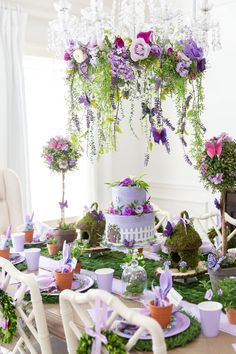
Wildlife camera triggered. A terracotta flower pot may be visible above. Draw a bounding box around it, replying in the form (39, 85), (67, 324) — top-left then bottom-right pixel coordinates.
(47, 243), (59, 256)
(0, 248), (10, 259)
(149, 300), (173, 328)
(24, 229), (34, 243)
(54, 270), (73, 291)
(138, 247), (143, 254)
(53, 229), (77, 250)
(74, 261), (81, 273)
(226, 308), (236, 324)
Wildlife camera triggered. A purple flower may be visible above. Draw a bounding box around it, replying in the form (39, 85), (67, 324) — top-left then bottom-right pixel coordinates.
(59, 161), (68, 169)
(137, 31), (153, 44)
(217, 288), (223, 296)
(214, 198), (221, 210)
(64, 52), (70, 61)
(67, 61), (74, 70)
(130, 38), (151, 62)
(143, 203), (153, 213)
(115, 37), (124, 48)
(164, 260), (171, 267)
(123, 207), (133, 216)
(120, 177), (132, 187)
(108, 207), (115, 214)
(184, 39), (203, 60)
(80, 62), (88, 77)
(163, 221), (174, 237)
(68, 158), (77, 166)
(167, 47), (173, 55)
(200, 161), (207, 175)
(2, 319), (9, 330)
(150, 44), (163, 58)
(204, 289), (213, 301)
(197, 58), (206, 73)
(208, 173), (224, 185)
(176, 61), (190, 77)
(134, 205), (144, 215)
(179, 261), (187, 268)
(109, 51), (135, 81)
(79, 95), (90, 107)
(46, 154), (53, 164)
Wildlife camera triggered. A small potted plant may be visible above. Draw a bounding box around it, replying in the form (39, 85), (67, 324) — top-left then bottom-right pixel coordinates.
(179, 261), (188, 273)
(0, 225), (11, 259)
(149, 264), (173, 328)
(23, 212), (34, 243)
(54, 264), (74, 291)
(45, 230), (59, 256)
(42, 135), (82, 250)
(70, 240), (86, 273)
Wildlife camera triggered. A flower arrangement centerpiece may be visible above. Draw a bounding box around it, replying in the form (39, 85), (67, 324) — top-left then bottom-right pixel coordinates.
(0, 225), (12, 259)
(77, 203), (105, 246)
(164, 211), (202, 270)
(45, 230), (59, 256)
(197, 133), (236, 280)
(42, 135), (82, 250)
(65, 31), (206, 165)
(149, 264), (173, 328)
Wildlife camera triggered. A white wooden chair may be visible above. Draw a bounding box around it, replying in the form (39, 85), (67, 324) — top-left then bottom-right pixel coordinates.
(60, 288), (167, 354)
(153, 204), (170, 233)
(0, 257), (53, 354)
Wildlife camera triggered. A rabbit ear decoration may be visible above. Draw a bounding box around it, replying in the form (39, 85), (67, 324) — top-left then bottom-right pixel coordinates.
(6, 224), (12, 239)
(62, 240), (71, 265)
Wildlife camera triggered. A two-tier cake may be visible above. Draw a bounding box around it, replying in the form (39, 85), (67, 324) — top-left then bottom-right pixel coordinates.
(105, 177), (155, 246)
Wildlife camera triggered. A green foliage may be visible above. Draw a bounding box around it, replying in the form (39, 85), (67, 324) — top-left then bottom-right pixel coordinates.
(77, 330), (126, 354)
(0, 289), (17, 344)
(58, 222), (77, 231)
(125, 280), (145, 296)
(70, 240), (86, 261)
(202, 278), (236, 309)
(106, 176), (150, 191)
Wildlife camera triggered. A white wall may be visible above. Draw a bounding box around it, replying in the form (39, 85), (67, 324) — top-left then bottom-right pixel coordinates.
(21, 0), (236, 217)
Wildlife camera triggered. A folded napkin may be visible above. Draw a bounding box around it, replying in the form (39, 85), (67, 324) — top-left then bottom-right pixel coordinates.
(36, 273), (57, 292)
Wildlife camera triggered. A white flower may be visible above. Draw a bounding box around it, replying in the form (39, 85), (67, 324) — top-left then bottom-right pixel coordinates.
(73, 48), (87, 64)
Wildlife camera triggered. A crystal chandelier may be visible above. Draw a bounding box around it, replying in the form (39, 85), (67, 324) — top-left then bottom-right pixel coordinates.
(48, 0), (221, 58)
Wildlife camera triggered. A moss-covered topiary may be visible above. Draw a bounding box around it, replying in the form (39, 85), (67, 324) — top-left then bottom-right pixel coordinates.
(165, 211), (202, 269)
(77, 203), (105, 246)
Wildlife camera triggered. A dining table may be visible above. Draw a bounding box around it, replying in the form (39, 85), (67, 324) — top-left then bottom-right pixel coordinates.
(4, 251), (236, 354)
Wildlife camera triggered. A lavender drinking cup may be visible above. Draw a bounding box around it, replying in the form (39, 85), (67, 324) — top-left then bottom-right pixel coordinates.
(198, 301), (222, 337)
(11, 232), (24, 252)
(95, 268), (114, 292)
(24, 248), (41, 271)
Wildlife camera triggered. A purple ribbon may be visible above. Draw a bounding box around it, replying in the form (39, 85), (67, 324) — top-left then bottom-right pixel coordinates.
(86, 297), (108, 354)
(59, 200), (68, 210)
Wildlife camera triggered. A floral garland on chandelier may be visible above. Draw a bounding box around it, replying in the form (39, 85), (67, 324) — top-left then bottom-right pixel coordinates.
(64, 30), (206, 165)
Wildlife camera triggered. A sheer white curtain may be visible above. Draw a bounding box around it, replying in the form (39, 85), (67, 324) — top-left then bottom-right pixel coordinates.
(0, 2), (30, 212)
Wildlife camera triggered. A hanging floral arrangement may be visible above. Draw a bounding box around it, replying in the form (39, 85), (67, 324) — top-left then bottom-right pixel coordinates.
(64, 30), (206, 164)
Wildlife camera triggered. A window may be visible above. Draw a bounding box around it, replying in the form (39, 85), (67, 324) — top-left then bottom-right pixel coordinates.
(24, 56), (90, 222)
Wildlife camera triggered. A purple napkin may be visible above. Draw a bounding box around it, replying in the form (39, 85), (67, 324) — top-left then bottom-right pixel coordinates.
(36, 273), (56, 291)
(153, 264), (173, 306)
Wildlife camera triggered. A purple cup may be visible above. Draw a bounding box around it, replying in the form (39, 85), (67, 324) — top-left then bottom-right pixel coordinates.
(24, 248), (41, 271)
(11, 232), (24, 252)
(198, 301), (222, 337)
(95, 268), (114, 292)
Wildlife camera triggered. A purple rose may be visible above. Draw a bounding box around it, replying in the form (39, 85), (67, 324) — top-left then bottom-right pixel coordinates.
(115, 37), (124, 48)
(137, 31), (153, 44)
(64, 52), (70, 61)
(208, 173), (224, 185)
(176, 61), (190, 77)
(197, 58), (206, 73)
(184, 39), (203, 60)
(120, 177), (132, 187)
(143, 203), (153, 213)
(134, 205), (144, 215)
(150, 44), (163, 58)
(123, 207), (133, 216)
(130, 38), (151, 62)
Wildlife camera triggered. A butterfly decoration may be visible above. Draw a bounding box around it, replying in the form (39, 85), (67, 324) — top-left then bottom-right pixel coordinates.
(59, 200), (68, 210)
(123, 239), (135, 248)
(205, 138), (222, 159)
(152, 126), (167, 145)
(207, 253), (226, 272)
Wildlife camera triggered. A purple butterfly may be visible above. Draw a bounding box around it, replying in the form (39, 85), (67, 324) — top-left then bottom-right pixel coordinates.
(163, 221), (173, 237)
(207, 253), (226, 272)
(59, 200), (68, 210)
(123, 239), (135, 248)
(151, 126), (167, 145)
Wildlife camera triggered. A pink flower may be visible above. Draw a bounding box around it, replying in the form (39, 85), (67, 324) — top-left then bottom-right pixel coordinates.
(167, 48), (173, 55)
(130, 38), (151, 62)
(108, 207), (115, 214)
(64, 52), (70, 61)
(2, 319), (9, 330)
(137, 31), (153, 44)
(59, 161), (68, 169)
(49, 138), (57, 149)
(115, 37), (124, 48)
(205, 139), (222, 159)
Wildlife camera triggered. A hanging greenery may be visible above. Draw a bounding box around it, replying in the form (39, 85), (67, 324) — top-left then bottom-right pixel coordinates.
(65, 29), (206, 164)
(0, 289), (17, 344)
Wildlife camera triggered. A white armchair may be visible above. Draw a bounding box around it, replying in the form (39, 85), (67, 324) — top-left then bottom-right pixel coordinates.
(60, 288), (167, 354)
(0, 168), (24, 233)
